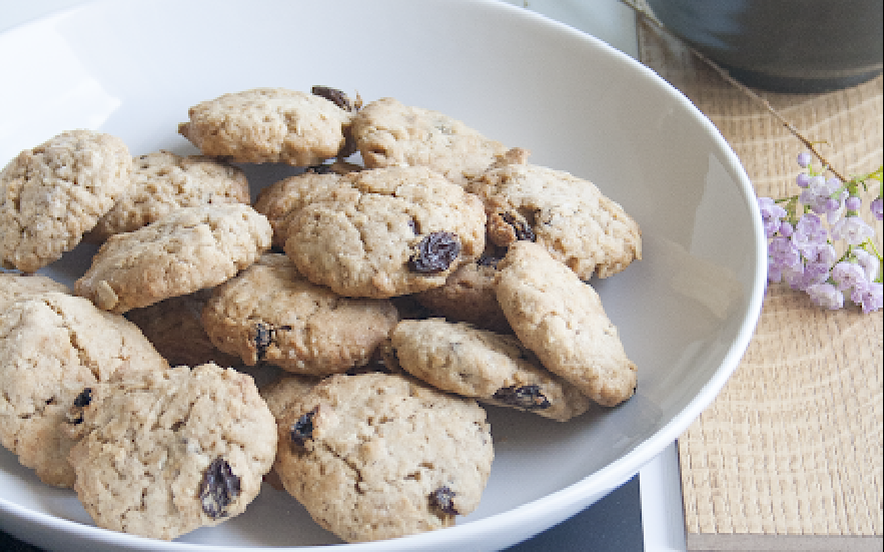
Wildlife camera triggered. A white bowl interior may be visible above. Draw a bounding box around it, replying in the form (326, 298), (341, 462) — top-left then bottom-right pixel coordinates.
(0, 0), (766, 550)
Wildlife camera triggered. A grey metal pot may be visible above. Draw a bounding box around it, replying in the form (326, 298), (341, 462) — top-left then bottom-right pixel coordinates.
(645, 0), (883, 93)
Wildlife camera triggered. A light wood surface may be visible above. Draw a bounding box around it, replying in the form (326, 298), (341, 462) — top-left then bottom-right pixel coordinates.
(636, 15), (883, 552)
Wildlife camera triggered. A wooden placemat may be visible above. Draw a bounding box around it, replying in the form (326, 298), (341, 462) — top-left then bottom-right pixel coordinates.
(635, 13), (884, 552)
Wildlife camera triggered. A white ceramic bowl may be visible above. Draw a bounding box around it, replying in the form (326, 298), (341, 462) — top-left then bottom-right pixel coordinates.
(0, 0), (766, 550)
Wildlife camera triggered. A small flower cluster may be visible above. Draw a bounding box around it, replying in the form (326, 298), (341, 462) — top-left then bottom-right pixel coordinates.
(759, 152), (883, 313)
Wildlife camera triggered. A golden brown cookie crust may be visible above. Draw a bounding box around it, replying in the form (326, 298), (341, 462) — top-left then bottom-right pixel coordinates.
(124, 289), (242, 368)
(88, 150), (251, 242)
(413, 255), (511, 334)
(68, 364), (277, 540)
(350, 97), (509, 186)
(0, 292), (167, 487)
(202, 253), (399, 374)
(391, 318), (591, 421)
(0, 272), (71, 311)
(274, 373), (494, 543)
(178, 88), (353, 166)
(253, 168), (352, 249)
(283, 166), (486, 298)
(467, 149), (642, 280)
(494, 241), (637, 407)
(75, 204), (272, 314)
(0, 130), (133, 272)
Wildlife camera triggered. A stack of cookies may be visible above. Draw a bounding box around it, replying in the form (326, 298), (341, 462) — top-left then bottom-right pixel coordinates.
(0, 85), (641, 544)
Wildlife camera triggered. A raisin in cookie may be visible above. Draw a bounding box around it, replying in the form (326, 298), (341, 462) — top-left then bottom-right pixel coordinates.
(0, 130), (132, 272)
(67, 363), (276, 540)
(350, 97), (509, 186)
(283, 166), (486, 298)
(178, 87), (355, 166)
(88, 150), (251, 242)
(124, 289), (241, 368)
(466, 147), (642, 280)
(253, 164), (356, 249)
(391, 319), (590, 421)
(0, 292), (167, 487)
(413, 245), (511, 333)
(202, 253), (399, 374)
(75, 204), (272, 314)
(495, 241), (636, 407)
(274, 372), (493, 543)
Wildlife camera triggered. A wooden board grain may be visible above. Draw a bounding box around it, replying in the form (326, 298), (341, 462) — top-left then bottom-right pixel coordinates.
(636, 15), (884, 551)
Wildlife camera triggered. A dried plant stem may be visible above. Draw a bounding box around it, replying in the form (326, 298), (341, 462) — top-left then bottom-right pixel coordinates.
(621, 0), (847, 182)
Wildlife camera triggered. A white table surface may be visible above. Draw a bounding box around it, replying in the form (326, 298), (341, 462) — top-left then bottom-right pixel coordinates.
(0, 1), (688, 550)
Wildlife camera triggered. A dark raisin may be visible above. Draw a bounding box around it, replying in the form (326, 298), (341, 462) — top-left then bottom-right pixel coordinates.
(311, 85), (361, 112)
(199, 457), (241, 519)
(252, 323), (292, 361)
(73, 388), (93, 408)
(66, 387), (94, 425)
(476, 253), (502, 268)
(346, 345), (395, 375)
(429, 486), (459, 516)
(290, 408), (317, 448)
(492, 384), (551, 410)
(306, 163), (335, 174)
(501, 212), (535, 242)
(409, 231), (461, 273)
(252, 322), (273, 361)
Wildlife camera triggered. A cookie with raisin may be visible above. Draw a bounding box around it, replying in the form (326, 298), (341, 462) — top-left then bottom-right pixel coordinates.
(0, 292), (167, 488)
(466, 147), (642, 280)
(350, 97), (509, 186)
(495, 241), (637, 407)
(274, 372), (493, 543)
(391, 318), (590, 421)
(253, 162), (358, 249)
(67, 363), (276, 540)
(178, 87), (356, 166)
(87, 150), (251, 242)
(283, 166), (486, 298)
(412, 243), (510, 333)
(75, 204), (272, 314)
(201, 253), (399, 375)
(0, 130), (132, 272)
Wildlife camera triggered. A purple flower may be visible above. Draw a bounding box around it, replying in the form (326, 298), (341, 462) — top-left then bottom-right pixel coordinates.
(783, 264), (807, 290)
(831, 216), (875, 246)
(852, 248), (879, 282)
(779, 220), (794, 238)
(767, 256), (783, 283)
(797, 243), (837, 290)
(844, 196), (862, 212)
(803, 260), (833, 288)
(769, 236), (801, 266)
(791, 213), (828, 254)
(831, 261), (868, 291)
(796, 152), (813, 168)
(852, 282), (883, 313)
(767, 236), (802, 284)
(758, 197), (787, 238)
(800, 176), (844, 217)
(806, 282), (844, 310)
(871, 197), (883, 221)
